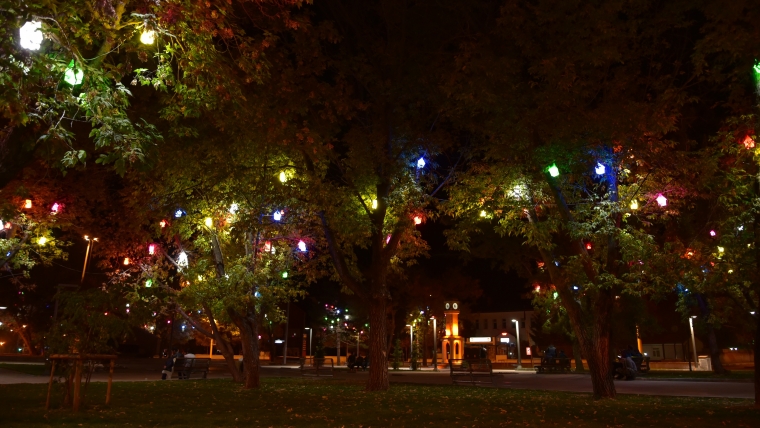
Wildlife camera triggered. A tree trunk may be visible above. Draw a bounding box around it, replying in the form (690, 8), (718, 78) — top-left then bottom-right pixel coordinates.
(572, 336), (585, 372)
(204, 303), (242, 382)
(230, 308), (260, 389)
(754, 305), (759, 407)
(367, 296), (389, 391)
(705, 323), (728, 374)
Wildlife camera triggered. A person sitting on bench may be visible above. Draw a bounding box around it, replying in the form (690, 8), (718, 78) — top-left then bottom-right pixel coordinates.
(543, 345), (557, 363)
(615, 355), (638, 380)
(347, 352), (357, 369)
(161, 347), (178, 380)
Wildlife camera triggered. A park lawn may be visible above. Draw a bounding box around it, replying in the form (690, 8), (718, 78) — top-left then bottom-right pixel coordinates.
(641, 370), (755, 380)
(0, 377), (758, 427)
(0, 363), (48, 376)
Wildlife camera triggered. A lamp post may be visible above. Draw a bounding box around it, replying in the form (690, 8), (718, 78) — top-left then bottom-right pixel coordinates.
(405, 324), (415, 365)
(688, 316), (699, 370)
(356, 331), (361, 356)
(432, 317), (438, 371)
(81, 236), (98, 284)
(512, 319), (522, 369)
(304, 327), (312, 357)
(283, 301), (290, 365)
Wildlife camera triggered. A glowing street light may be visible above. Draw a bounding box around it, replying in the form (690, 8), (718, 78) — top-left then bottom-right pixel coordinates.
(273, 210), (282, 221)
(19, 21), (43, 51)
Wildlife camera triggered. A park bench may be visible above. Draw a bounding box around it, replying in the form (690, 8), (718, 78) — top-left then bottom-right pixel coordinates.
(535, 357), (571, 374)
(171, 358), (210, 379)
(449, 359), (495, 385)
(300, 357), (334, 377)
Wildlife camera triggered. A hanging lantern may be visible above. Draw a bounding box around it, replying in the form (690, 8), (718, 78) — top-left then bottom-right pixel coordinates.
(4, 222), (11, 229)
(123, 257), (130, 266)
(414, 216), (422, 225)
(372, 199), (378, 210)
(386, 234), (391, 244)
(595, 162), (606, 175)
(177, 251), (188, 268)
(264, 241), (272, 253)
(140, 29), (155, 45)
(160, 219), (167, 228)
(297, 240), (307, 252)
(51, 203), (60, 213)
(547, 163), (560, 177)
(742, 135), (756, 149)
(480, 210), (487, 217)
(148, 244), (156, 255)
(755, 61), (760, 75)
(656, 194), (667, 207)
(229, 203), (239, 214)
(145, 279), (153, 288)
(282, 271), (288, 279)
(19, 21), (43, 51)
(24, 199), (32, 209)
(630, 200), (639, 210)
(585, 242), (592, 250)
(38, 237), (47, 246)
(174, 209), (185, 218)
(273, 211), (282, 221)
(709, 230), (716, 237)
(63, 60), (84, 85)
(204, 217), (213, 228)
(417, 157), (426, 169)
(279, 171), (287, 183)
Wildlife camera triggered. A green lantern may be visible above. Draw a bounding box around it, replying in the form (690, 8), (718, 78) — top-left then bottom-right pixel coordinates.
(63, 60), (83, 85)
(547, 163), (560, 177)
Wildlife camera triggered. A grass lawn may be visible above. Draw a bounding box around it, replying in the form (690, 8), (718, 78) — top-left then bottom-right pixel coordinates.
(0, 363), (48, 376)
(641, 370), (755, 380)
(0, 377), (758, 427)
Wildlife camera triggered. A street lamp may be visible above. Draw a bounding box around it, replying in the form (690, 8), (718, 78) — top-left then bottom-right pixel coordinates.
(432, 316), (438, 372)
(81, 236), (98, 284)
(512, 319), (522, 369)
(406, 323), (414, 366)
(304, 327), (312, 358)
(688, 316), (699, 370)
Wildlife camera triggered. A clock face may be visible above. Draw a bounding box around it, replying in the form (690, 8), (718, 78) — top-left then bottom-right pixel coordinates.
(452, 303), (458, 310)
(445, 303), (450, 310)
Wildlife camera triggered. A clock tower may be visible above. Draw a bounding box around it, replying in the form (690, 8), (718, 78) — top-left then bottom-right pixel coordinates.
(442, 300), (463, 363)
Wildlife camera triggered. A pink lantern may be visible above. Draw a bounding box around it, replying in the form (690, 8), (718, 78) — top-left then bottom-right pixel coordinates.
(297, 240), (307, 252)
(709, 230), (716, 237)
(51, 203), (60, 213)
(656, 194), (667, 207)
(148, 244), (156, 255)
(264, 241), (272, 252)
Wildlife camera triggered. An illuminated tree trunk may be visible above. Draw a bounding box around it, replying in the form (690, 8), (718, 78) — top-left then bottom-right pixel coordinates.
(367, 288), (390, 391)
(230, 308), (260, 389)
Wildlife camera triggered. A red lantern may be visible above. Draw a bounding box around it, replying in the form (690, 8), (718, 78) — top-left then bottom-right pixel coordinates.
(742, 135), (755, 149)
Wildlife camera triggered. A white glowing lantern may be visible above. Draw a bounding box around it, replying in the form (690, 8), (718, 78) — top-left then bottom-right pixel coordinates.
(19, 21), (43, 51)
(140, 29), (155, 45)
(595, 162), (606, 175)
(297, 240), (307, 252)
(51, 203), (60, 213)
(372, 199), (378, 210)
(273, 211), (282, 221)
(24, 199), (32, 209)
(264, 241), (272, 253)
(123, 257), (130, 266)
(177, 251), (188, 268)
(414, 216), (422, 225)
(229, 203), (239, 214)
(174, 209), (184, 218)
(38, 237), (47, 246)
(204, 217), (213, 228)
(480, 210), (487, 217)
(417, 157), (426, 169)
(279, 171), (287, 183)
(148, 244), (156, 255)
(630, 200), (639, 210)
(656, 194), (667, 207)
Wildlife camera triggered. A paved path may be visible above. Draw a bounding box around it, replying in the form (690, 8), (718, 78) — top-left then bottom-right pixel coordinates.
(1, 364), (754, 400)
